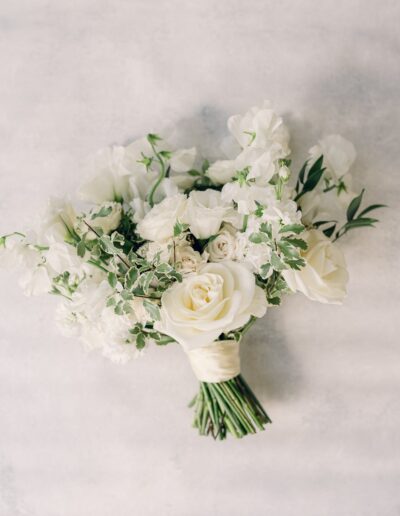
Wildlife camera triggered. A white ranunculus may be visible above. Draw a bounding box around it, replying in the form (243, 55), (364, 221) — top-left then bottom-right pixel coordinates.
(206, 225), (238, 262)
(174, 244), (205, 274)
(282, 229), (348, 304)
(228, 100), (290, 154)
(84, 202), (122, 238)
(137, 194), (188, 242)
(155, 261), (267, 350)
(309, 134), (356, 181)
(183, 189), (234, 239)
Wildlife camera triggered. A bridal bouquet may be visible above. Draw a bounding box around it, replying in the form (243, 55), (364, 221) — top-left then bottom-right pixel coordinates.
(0, 101), (384, 440)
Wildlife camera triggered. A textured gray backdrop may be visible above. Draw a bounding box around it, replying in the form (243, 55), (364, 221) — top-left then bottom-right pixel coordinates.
(0, 1), (399, 515)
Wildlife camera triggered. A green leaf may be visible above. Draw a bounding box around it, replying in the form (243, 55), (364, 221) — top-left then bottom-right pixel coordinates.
(187, 169), (201, 177)
(91, 205), (112, 219)
(322, 224), (337, 238)
(76, 239), (86, 258)
(147, 133), (162, 146)
(259, 223), (272, 238)
(279, 224), (304, 234)
(357, 203), (387, 218)
(159, 150), (172, 159)
(143, 300), (161, 321)
(249, 232), (269, 244)
(125, 266), (139, 290)
(99, 235), (120, 255)
(136, 333), (146, 349)
(267, 296), (281, 306)
(173, 221), (189, 237)
(106, 297), (116, 307)
(346, 189), (365, 221)
(201, 160), (210, 173)
(343, 217), (378, 231)
(114, 301), (124, 315)
(259, 263), (271, 280)
(108, 272), (118, 288)
(271, 252), (286, 271)
(284, 237), (308, 250)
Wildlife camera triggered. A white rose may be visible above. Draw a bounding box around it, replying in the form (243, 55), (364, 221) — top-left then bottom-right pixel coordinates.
(83, 202), (122, 238)
(206, 225), (237, 262)
(174, 244), (205, 274)
(227, 100), (290, 154)
(183, 189), (235, 239)
(282, 229), (348, 304)
(155, 261), (267, 350)
(309, 135), (356, 181)
(137, 194), (187, 242)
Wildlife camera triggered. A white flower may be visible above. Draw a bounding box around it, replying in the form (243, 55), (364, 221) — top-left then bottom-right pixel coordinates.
(309, 135), (356, 181)
(235, 233), (272, 275)
(206, 225), (238, 262)
(137, 194), (188, 242)
(78, 146), (133, 203)
(155, 261), (267, 350)
(169, 147), (197, 173)
(46, 242), (86, 275)
(37, 198), (78, 244)
(282, 229), (348, 304)
(83, 202), (122, 238)
(174, 244), (205, 274)
(221, 183), (276, 215)
(19, 264), (52, 296)
(228, 100), (290, 154)
(207, 146), (279, 186)
(183, 189), (235, 239)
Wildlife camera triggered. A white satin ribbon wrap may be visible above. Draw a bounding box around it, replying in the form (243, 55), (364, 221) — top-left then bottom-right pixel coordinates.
(186, 340), (240, 383)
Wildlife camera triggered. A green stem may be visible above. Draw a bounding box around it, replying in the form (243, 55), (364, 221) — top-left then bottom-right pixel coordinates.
(147, 142), (167, 208)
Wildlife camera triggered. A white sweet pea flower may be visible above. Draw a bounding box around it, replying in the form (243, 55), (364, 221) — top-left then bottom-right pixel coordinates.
(79, 146), (134, 203)
(36, 198), (78, 244)
(183, 189), (235, 239)
(19, 264), (52, 297)
(206, 224), (238, 262)
(155, 261), (267, 350)
(221, 182), (276, 215)
(207, 146), (279, 186)
(228, 100), (290, 154)
(137, 193), (188, 242)
(169, 147), (197, 172)
(283, 229), (348, 304)
(309, 134), (356, 181)
(46, 242), (86, 275)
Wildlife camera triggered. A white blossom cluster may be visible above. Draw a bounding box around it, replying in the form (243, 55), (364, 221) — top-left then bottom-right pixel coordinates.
(0, 101), (382, 362)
